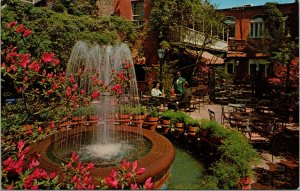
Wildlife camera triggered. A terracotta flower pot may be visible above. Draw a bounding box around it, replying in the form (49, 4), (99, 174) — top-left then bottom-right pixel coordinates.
(147, 116), (159, 122)
(187, 126), (198, 133)
(161, 119), (171, 125)
(175, 122), (184, 128)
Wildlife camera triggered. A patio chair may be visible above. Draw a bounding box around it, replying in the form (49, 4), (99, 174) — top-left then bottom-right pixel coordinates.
(221, 105), (230, 126)
(208, 109), (216, 121)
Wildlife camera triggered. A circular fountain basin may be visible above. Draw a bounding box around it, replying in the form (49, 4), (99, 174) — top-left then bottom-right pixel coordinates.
(29, 123), (175, 189)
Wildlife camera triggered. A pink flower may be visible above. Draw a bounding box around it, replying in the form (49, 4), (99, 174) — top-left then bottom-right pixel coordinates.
(132, 160), (138, 172)
(28, 61), (40, 72)
(124, 172), (133, 179)
(29, 158), (40, 169)
(16, 25), (24, 33)
(80, 89), (85, 95)
(17, 141), (25, 152)
(121, 159), (130, 170)
(85, 162), (95, 171)
(7, 64), (16, 72)
(87, 184), (95, 190)
(53, 82), (58, 89)
(66, 86), (72, 97)
(23, 29), (32, 37)
(18, 54), (30, 68)
(71, 151), (79, 162)
(130, 183), (138, 190)
(91, 90), (101, 99)
(136, 167), (145, 175)
(7, 184), (14, 190)
(52, 59), (59, 66)
(143, 177), (153, 190)
(51, 121), (55, 129)
(49, 172), (57, 180)
(42, 52), (54, 63)
(72, 83), (78, 91)
(71, 175), (78, 183)
(6, 21), (17, 28)
(31, 185), (39, 190)
(23, 76), (28, 82)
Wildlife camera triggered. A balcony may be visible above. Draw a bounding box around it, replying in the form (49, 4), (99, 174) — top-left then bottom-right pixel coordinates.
(228, 39), (247, 52)
(168, 26), (228, 52)
(20, 0), (41, 4)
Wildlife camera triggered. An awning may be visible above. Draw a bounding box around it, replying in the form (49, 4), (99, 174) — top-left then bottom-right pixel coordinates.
(184, 49), (224, 65)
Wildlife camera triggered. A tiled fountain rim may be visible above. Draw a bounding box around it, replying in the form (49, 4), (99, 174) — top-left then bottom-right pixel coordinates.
(28, 123), (175, 188)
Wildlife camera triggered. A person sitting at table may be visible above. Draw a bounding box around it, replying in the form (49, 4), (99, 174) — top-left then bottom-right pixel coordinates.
(151, 82), (162, 97)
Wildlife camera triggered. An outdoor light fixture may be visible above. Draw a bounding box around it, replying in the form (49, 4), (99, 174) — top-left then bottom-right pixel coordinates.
(157, 48), (165, 59)
(157, 48), (165, 83)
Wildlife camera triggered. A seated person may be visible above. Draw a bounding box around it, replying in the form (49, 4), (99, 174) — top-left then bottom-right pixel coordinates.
(151, 82), (162, 97)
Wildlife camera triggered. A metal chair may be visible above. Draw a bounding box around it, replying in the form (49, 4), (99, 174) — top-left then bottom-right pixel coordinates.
(208, 109), (216, 121)
(221, 105), (230, 126)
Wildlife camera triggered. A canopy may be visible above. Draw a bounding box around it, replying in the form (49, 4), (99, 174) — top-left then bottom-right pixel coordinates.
(185, 49), (224, 65)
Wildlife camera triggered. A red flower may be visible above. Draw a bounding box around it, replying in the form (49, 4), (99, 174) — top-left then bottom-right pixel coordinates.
(49, 172), (57, 180)
(51, 121), (55, 129)
(31, 185), (39, 190)
(53, 82), (58, 90)
(130, 183), (138, 190)
(80, 89), (85, 95)
(85, 162), (95, 171)
(23, 29), (32, 37)
(6, 21), (17, 28)
(132, 160), (138, 172)
(121, 159), (130, 170)
(72, 83), (78, 91)
(7, 65), (16, 72)
(143, 177), (153, 190)
(91, 90), (101, 99)
(17, 141), (25, 152)
(7, 184), (14, 190)
(136, 167), (145, 175)
(16, 25), (25, 33)
(18, 54), (30, 68)
(23, 76), (28, 82)
(29, 158), (40, 169)
(66, 86), (72, 97)
(28, 61), (40, 72)
(71, 175), (78, 183)
(42, 52), (54, 63)
(71, 151), (79, 162)
(87, 184), (95, 190)
(52, 59), (60, 66)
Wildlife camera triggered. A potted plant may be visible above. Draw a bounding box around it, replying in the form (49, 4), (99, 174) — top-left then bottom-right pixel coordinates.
(116, 104), (133, 123)
(160, 110), (175, 125)
(185, 118), (200, 134)
(132, 105), (147, 128)
(144, 107), (160, 131)
(171, 111), (188, 130)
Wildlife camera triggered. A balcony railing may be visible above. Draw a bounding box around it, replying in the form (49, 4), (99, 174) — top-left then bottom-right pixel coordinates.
(20, 0), (41, 4)
(169, 26), (228, 52)
(228, 39), (247, 52)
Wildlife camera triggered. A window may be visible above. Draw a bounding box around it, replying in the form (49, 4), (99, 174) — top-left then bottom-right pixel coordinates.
(250, 16), (264, 38)
(248, 59), (267, 76)
(226, 62), (235, 75)
(224, 17), (236, 39)
(131, 1), (144, 25)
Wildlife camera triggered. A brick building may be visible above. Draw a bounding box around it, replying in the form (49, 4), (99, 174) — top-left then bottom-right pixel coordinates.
(218, 2), (299, 83)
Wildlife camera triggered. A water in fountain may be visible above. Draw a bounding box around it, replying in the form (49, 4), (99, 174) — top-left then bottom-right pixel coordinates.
(53, 41), (146, 165)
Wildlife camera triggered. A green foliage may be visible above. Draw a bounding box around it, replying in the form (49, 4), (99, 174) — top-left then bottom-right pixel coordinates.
(160, 109), (176, 120)
(148, 107), (160, 117)
(116, 104), (134, 115)
(132, 105), (147, 115)
(1, 0), (139, 64)
(170, 111), (189, 124)
(185, 118), (200, 127)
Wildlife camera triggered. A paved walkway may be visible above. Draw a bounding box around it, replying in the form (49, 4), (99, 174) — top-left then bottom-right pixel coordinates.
(186, 103), (299, 190)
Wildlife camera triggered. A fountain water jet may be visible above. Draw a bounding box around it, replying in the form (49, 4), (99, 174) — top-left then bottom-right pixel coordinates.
(30, 41), (174, 188)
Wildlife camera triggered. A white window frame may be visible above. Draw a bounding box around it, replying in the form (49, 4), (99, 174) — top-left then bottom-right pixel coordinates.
(250, 17), (264, 38)
(224, 17), (236, 39)
(131, 1), (144, 25)
(248, 59), (267, 75)
(226, 61), (235, 75)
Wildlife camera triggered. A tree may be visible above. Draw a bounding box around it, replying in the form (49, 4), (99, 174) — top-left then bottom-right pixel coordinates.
(148, 0), (225, 83)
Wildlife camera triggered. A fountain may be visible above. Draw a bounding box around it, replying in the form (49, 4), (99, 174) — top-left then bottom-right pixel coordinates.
(29, 41), (175, 188)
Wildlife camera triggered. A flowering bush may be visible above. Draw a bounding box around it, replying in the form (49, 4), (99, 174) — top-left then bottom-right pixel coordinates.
(1, 21), (153, 189)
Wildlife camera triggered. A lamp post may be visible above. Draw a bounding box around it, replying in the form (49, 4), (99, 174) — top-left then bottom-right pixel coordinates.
(157, 48), (165, 83)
